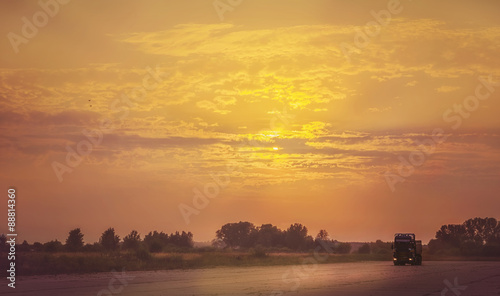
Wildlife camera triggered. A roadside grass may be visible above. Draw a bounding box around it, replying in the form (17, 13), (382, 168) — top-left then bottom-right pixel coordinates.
(7, 250), (499, 276)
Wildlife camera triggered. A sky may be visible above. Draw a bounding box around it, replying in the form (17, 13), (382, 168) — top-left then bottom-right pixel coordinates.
(0, 0), (499, 245)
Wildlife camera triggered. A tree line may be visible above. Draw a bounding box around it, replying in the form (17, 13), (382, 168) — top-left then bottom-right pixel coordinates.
(0, 228), (194, 253)
(0, 222), (355, 254)
(428, 217), (500, 256)
(5, 217), (496, 256)
(214, 221), (353, 253)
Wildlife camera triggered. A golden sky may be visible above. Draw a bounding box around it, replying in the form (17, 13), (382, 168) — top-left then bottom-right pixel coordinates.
(1, 0), (499, 244)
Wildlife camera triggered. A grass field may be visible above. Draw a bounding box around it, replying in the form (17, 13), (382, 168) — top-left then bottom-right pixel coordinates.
(7, 250), (500, 276)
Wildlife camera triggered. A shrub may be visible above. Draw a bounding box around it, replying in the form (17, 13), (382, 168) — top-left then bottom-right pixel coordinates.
(336, 242), (352, 254)
(135, 247), (152, 261)
(149, 241), (163, 253)
(250, 245), (267, 258)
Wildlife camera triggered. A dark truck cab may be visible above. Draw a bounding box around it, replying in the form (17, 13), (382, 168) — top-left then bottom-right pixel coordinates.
(392, 233), (422, 265)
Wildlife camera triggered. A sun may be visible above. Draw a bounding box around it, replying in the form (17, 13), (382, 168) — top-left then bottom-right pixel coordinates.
(272, 147), (279, 151)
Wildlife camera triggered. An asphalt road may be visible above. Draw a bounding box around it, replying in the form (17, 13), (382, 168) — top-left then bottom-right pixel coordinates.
(2, 261), (500, 295)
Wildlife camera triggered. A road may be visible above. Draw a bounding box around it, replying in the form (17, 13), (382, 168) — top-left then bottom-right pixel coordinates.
(2, 261), (500, 295)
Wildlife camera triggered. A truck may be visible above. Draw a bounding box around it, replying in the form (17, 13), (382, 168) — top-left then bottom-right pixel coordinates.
(392, 233), (422, 265)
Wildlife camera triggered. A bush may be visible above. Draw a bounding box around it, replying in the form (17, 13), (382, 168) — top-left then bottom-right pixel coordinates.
(336, 243), (352, 254)
(83, 242), (103, 252)
(436, 247), (461, 256)
(375, 248), (390, 255)
(482, 243), (500, 256)
(32, 242), (43, 252)
(149, 241), (163, 253)
(135, 247), (152, 261)
(195, 246), (216, 252)
(460, 240), (482, 256)
(44, 240), (64, 252)
(250, 245), (267, 258)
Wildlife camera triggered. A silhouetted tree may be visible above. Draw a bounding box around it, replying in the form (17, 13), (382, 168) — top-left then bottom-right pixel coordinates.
(32, 242), (43, 252)
(211, 238), (227, 249)
(463, 217), (497, 244)
(314, 230), (336, 253)
(482, 241), (500, 256)
(493, 222), (500, 243)
(460, 240), (481, 256)
(371, 239), (391, 254)
(336, 242), (352, 254)
(44, 240), (64, 252)
(83, 242), (103, 252)
(142, 230), (194, 252)
(358, 243), (370, 254)
(316, 230), (329, 240)
(65, 228), (84, 252)
(285, 223), (310, 250)
(100, 228), (120, 252)
(256, 224), (284, 247)
(144, 231), (168, 252)
(216, 221), (257, 248)
(431, 217), (500, 256)
(428, 238), (446, 254)
(19, 240), (30, 252)
(123, 230), (141, 250)
(436, 224), (466, 247)
(169, 231), (194, 248)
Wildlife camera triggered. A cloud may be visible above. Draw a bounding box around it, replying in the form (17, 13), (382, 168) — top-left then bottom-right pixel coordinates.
(368, 107), (392, 112)
(436, 85), (461, 93)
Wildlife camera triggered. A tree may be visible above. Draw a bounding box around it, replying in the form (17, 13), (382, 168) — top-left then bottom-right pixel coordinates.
(216, 221), (257, 248)
(144, 231), (168, 252)
(492, 222), (500, 243)
(256, 224), (284, 247)
(172, 231), (194, 248)
(211, 238), (227, 249)
(358, 243), (370, 254)
(32, 242), (43, 252)
(44, 240), (64, 252)
(316, 230), (329, 240)
(141, 230), (194, 252)
(65, 228), (84, 252)
(19, 240), (30, 252)
(463, 217), (497, 244)
(432, 217), (500, 256)
(285, 223), (309, 250)
(428, 238), (446, 254)
(83, 242), (103, 252)
(100, 228), (120, 252)
(371, 239), (391, 254)
(435, 224), (466, 247)
(336, 242), (352, 254)
(123, 230), (141, 250)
